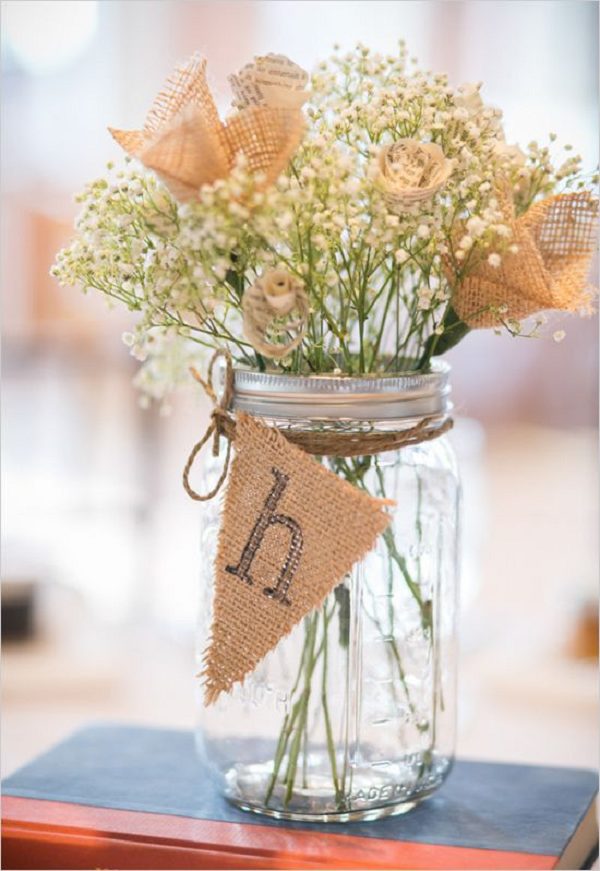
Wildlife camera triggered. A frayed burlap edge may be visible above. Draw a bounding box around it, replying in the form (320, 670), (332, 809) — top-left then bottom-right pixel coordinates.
(453, 189), (598, 328)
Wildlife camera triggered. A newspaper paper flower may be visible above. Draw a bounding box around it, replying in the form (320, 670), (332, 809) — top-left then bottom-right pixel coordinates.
(377, 139), (454, 212)
(452, 185), (599, 327)
(109, 54), (304, 202)
(229, 54), (309, 110)
(242, 269), (309, 359)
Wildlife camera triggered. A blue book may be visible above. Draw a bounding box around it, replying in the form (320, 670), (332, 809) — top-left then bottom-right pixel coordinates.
(2, 723), (597, 869)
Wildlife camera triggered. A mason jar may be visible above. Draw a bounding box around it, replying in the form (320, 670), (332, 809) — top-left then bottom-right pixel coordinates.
(196, 363), (460, 822)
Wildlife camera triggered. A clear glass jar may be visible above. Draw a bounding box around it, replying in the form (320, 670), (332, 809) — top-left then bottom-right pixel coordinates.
(196, 364), (460, 823)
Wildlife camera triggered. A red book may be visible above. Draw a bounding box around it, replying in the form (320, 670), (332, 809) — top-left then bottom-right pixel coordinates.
(2, 724), (598, 870)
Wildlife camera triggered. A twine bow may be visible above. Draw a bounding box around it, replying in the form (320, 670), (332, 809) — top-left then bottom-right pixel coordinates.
(183, 350), (235, 501)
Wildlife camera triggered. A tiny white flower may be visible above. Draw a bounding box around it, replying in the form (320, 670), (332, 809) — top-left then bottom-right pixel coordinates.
(343, 177), (361, 195)
(466, 216), (486, 237)
(453, 107), (469, 122)
(115, 214), (135, 229)
(131, 345), (148, 362)
(277, 211), (294, 230)
(454, 82), (483, 112)
(493, 141), (527, 166)
(487, 253), (501, 268)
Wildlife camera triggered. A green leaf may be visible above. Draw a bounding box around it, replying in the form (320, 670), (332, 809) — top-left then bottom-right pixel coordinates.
(225, 269), (244, 298)
(419, 305), (470, 367)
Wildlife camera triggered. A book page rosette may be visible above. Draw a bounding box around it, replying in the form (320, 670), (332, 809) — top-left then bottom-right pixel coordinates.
(377, 140), (454, 212)
(229, 53), (309, 110)
(242, 269), (309, 359)
(452, 185), (599, 327)
(109, 54), (305, 202)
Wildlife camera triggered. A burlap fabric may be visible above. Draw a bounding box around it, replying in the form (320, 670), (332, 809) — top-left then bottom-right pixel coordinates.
(110, 54), (304, 202)
(202, 412), (392, 704)
(453, 187), (598, 327)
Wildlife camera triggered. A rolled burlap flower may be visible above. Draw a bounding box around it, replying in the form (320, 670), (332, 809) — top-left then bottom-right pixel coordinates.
(109, 54), (304, 202)
(377, 139), (454, 212)
(452, 185), (599, 327)
(229, 54), (309, 111)
(242, 269), (309, 359)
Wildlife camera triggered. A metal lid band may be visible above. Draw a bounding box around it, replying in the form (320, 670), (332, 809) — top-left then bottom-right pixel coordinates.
(230, 362), (451, 422)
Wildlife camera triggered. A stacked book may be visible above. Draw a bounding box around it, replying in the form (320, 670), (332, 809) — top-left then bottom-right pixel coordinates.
(2, 724), (597, 869)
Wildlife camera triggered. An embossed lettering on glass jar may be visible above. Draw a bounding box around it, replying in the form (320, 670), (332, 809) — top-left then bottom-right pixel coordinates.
(196, 363), (460, 823)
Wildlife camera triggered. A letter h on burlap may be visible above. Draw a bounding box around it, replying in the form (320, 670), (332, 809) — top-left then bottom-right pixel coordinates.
(226, 467), (303, 606)
(202, 413), (392, 704)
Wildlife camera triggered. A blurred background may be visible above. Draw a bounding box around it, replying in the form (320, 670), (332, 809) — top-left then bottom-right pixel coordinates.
(1, 0), (598, 777)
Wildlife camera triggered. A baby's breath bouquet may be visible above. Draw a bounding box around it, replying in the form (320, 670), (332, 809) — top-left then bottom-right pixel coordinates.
(53, 44), (598, 404)
(53, 45), (598, 821)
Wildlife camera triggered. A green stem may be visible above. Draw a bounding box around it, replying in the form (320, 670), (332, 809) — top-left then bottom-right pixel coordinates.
(283, 613), (319, 806)
(264, 617), (314, 805)
(321, 608), (341, 803)
(416, 471), (423, 586)
(373, 464), (432, 636)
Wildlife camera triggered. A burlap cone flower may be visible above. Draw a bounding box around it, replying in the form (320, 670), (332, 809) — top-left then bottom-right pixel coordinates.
(109, 54), (305, 202)
(452, 185), (598, 327)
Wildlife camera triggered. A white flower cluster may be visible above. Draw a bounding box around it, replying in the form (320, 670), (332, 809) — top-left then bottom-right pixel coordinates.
(52, 43), (594, 397)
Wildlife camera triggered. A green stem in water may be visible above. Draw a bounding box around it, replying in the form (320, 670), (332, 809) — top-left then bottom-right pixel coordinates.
(263, 453), (434, 811)
(283, 613), (320, 807)
(321, 607), (342, 805)
(374, 463), (432, 636)
(264, 616), (314, 806)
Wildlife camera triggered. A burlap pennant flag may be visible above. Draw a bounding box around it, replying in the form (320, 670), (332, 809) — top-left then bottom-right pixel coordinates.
(202, 413), (393, 704)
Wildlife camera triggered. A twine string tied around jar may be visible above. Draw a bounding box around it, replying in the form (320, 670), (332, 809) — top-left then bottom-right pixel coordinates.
(183, 350), (454, 501)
